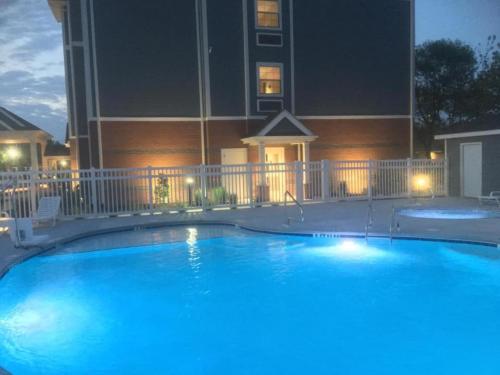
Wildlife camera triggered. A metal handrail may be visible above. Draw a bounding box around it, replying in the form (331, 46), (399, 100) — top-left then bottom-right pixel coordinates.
(365, 200), (373, 241)
(389, 206), (400, 244)
(284, 190), (304, 225)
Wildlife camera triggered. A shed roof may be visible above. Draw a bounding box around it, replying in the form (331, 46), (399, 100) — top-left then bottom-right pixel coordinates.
(434, 114), (500, 140)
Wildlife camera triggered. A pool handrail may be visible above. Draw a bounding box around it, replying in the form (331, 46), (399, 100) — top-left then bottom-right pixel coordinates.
(389, 206), (400, 244)
(365, 200), (373, 241)
(284, 190), (304, 225)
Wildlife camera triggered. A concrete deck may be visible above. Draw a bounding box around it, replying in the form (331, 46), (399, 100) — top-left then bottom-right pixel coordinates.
(1, 198), (500, 279)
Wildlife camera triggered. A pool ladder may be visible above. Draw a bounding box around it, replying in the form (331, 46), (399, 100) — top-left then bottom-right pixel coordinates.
(284, 191), (304, 225)
(365, 200), (373, 241)
(389, 206), (400, 243)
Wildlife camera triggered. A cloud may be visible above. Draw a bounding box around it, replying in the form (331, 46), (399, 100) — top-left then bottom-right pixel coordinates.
(0, 0), (66, 140)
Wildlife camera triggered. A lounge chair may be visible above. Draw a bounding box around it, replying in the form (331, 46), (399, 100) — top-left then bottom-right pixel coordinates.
(32, 196), (61, 227)
(478, 191), (500, 207)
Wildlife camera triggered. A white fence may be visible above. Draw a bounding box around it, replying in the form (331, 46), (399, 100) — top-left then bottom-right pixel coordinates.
(0, 159), (447, 219)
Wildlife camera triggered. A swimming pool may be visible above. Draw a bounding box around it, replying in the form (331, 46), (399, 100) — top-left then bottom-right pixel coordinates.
(1, 225), (500, 374)
(398, 208), (500, 220)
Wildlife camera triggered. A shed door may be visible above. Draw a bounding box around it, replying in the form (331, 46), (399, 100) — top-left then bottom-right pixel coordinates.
(461, 143), (482, 197)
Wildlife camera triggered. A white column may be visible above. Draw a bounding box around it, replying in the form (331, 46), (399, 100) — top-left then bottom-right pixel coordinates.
(30, 140), (39, 171)
(302, 142), (310, 184)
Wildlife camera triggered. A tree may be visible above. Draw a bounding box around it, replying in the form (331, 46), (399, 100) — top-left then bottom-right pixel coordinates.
(476, 36), (500, 115)
(415, 39), (478, 156)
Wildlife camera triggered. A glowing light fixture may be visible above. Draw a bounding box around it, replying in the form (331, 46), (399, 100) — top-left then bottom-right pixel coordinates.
(339, 240), (360, 252)
(59, 160), (69, 168)
(186, 177), (195, 185)
(6, 147), (21, 161)
(413, 175), (430, 191)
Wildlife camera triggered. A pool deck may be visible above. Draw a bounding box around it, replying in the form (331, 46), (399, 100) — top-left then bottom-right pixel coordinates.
(1, 197), (500, 279)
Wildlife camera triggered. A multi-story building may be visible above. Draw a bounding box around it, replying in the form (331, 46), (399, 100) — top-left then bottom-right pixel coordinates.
(49, 0), (414, 170)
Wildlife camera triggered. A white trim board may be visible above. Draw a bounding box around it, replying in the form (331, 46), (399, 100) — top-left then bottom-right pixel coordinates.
(435, 129), (500, 140)
(92, 116), (269, 122)
(241, 135), (317, 146)
(91, 115), (410, 123)
(297, 115), (411, 120)
(98, 117), (202, 122)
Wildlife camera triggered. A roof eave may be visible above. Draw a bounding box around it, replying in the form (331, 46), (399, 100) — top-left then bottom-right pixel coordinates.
(435, 129), (500, 140)
(48, 0), (66, 22)
(241, 135), (318, 146)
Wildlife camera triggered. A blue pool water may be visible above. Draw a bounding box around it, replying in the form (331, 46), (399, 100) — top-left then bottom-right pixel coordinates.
(1, 226), (500, 374)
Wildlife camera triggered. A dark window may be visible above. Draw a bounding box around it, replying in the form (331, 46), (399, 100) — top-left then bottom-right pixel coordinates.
(258, 99), (283, 112)
(257, 33), (282, 46)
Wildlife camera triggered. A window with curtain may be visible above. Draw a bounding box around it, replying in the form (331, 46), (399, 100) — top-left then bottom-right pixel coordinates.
(256, 0), (280, 28)
(258, 65), (282, 96)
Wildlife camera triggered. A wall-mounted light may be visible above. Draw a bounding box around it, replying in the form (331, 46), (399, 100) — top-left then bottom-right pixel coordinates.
(413, 175), (430, 191)
(6, 147), (21, 161)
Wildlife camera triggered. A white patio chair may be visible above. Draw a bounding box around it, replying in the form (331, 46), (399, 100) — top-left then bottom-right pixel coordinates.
(33, 196), (61, 227)
(478, 191), (500, 207)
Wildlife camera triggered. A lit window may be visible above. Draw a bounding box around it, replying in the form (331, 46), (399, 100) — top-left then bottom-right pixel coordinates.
(258, 64), (282, 96)
(256, 0), (280, 29)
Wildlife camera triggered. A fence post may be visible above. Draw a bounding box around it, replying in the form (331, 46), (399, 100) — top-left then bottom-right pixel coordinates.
(444, 158), (449, 197)
(147, 166), (154, 213)
(200, 164), (208, 210)
(90, 168), (98, 216)
(246, 163), (254, 208)
(29, 169), (37, 217)
(406, 158), (412, 198)
(295, 161), (304, 203)
(321, 160), (330, 202)
(367, 160), (373, 200)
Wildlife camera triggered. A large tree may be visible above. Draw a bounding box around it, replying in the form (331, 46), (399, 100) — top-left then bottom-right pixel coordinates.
(477, 44), (500, 115)
(415, 40), (478, 156)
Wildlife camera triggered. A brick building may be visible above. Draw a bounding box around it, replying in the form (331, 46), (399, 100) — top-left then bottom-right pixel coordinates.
(48, 0), (414, 170)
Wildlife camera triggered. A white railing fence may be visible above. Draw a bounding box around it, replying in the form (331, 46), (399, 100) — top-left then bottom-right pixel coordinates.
(0, 159), (447, 219)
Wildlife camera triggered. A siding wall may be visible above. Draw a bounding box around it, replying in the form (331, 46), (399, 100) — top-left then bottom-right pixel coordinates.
(294, 0), (411, 116)
(92, 0), (201, 117)
(61, 0), (413, 169)
(446, 135), (500, 196)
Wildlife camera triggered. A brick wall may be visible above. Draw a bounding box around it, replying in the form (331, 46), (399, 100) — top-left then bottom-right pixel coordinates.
(75, 118), (411, 169)
(100, 121), (203, 168)
(303, 118), (411, 161)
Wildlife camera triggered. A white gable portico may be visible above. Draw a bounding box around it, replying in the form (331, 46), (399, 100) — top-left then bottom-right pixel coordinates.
(241, 110), (317, 164)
